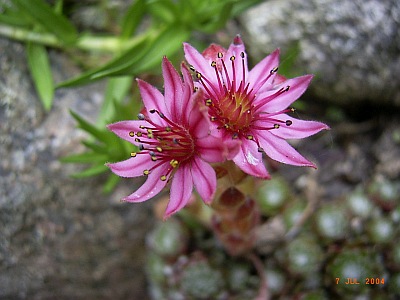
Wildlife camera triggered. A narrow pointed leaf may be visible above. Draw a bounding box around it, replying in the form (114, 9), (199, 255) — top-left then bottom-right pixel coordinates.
(71, 164), (108, 178)
(60, 152), (108, 163)
(231, 0), (264, 16)
(126, 25), (190, 74)
(12, 0), (77, 44)
(70, 110), (110, 142)
(120, 0), (146, 39)
(0, 6), (32, 26)
(90, 25), (188, 78)
(103, 174), (121, 193)
(57, 36), (149, 87)
(26, 42), (54, 111)
(98, 76), (133, 126)
(147, 0), (177, 23)
(81, 140), (108, 153)
(200, 2), (234, 33)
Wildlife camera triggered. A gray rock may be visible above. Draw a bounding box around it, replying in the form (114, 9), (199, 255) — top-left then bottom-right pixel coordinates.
(240, 0), (400, 106)
(0, 38), (152, 299)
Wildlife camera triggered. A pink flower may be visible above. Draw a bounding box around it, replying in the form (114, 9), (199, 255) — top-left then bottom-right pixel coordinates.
(106, 57), (236, 219)
(184, 35), (329, 179)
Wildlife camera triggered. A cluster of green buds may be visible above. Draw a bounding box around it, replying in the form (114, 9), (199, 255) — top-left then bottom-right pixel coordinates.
(145, 174), (400, 299)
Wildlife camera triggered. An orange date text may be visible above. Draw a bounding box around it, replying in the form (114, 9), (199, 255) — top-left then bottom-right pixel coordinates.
(335, 277), (385, 285)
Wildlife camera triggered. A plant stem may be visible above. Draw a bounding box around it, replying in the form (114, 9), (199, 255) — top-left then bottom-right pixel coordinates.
(0, 24), (140, 53)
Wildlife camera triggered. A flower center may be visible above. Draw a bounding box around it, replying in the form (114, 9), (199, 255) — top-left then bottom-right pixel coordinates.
(192, 51), (293, 142)
(129, 110), (195, 181)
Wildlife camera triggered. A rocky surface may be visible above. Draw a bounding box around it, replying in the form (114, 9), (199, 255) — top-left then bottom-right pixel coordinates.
(0, 38), (152, 299)
(240, 0), (400, 107)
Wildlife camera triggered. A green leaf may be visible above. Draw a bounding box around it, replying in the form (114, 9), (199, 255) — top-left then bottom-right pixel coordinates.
(26, 42), (54, 111)
(120, 0), (146, 39)
(199, 2), (234, 33)
(54, 0), (64, 14)
(98, 76), (133, 126)
(81, 140), (109, 153)
(0, 6), (32, 27)
(279, 42), (301, 78)
(103, 174), (121, 193)
(116, 24), (190, 75)
(70, 110), (111, 142)
(147, 0), (178, 23)
(231, 0), (264, 16)
(58, 25), (189, 87)
(12, 0), (77, 44)
(71, 164), (109, 178)
(57, 35), (150, 87)
(60, 152), (108, 164)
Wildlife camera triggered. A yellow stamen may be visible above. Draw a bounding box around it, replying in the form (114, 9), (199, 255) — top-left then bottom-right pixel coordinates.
(170, 159), (179, 168)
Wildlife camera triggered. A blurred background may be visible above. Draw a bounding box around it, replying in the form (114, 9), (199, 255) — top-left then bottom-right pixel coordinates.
(1, 0), (399, 299)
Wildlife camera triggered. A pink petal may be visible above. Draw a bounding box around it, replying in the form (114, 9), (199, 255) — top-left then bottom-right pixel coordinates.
(258, 75), (313, 112)
(123, 163), (170, 203)
(180, 63), (195, 124)
(248, 49), (280, 93)
(164, 165), (193, 218)
(202, 43), (226, 61)
(107, 120), (146, 144)
(232, 138), (270, 179)
(191, 157), (217, 204)
(137, 79), (167, 114)
(183, 43), (215, 82)
(226, 35), (247, 60)
(162, 57), (183, 121)
(196, 135), (240, 163)
(224, 36), (249, 90)
(106, 154), (154, 178)
(257, 130), (316, 167)
(266, 115), (330, 139)
(188, 90), (210, 138)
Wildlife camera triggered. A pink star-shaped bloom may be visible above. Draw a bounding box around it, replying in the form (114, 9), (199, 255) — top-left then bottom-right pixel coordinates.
(106, 57), (237, 219)
(184, 35), (329, 178)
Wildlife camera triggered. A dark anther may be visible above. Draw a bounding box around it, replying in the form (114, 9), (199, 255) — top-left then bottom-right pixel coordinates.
(285, 85), (290, 92)
(217, 52), (223, 58)
(149, 109), (156, 114)
(230, 56), (235, 61)
(285, 120), (293, 126)
(139, 144), (145, 151)
(258, 147), (265, 153)
(137, 113), (145, 120)
(240, 52), (245, 58)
